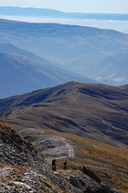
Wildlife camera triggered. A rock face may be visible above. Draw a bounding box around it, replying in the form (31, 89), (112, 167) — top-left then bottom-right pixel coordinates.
(0, 122), (119, 193)
(0, 123), (45, 167)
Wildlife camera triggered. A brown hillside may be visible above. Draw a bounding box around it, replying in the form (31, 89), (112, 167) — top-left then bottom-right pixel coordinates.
(0, 82), (128, 148)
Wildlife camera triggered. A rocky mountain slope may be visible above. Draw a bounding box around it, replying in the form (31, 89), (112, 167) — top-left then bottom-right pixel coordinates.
(0, 122), (120, 193)
(0, 82), (128, 148)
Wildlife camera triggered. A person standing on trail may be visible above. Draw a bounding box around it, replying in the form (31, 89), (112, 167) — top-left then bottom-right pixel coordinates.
(52, 159), (56, 171)
(63, 160), (67, 170)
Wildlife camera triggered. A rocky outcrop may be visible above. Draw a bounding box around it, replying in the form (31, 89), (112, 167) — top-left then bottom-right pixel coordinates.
(0, 122), (45, 168)
(0, 122), (119, 193)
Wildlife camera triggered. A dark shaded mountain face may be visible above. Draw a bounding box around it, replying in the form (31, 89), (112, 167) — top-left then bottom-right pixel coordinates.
(0, 19), (128, 85)
(0, 82), (128, 148)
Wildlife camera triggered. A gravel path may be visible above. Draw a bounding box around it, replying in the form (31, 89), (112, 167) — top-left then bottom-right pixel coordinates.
(19, 128), (74, 160)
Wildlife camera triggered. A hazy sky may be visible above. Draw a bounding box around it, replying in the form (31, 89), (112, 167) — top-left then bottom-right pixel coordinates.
(0, 0), (128, 14)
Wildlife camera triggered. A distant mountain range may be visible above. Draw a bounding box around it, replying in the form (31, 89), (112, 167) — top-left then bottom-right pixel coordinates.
(0, 7), (128, 21)
(0, 49), (91, 98)
(0, 53), (57, 98)
(0, 43), (49, 64)
(0, 82), (128, 148)
(0, 19), (128, 89)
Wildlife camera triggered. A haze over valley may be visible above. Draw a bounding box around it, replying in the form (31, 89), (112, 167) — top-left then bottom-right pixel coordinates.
(0, 15), (128, 98)
(0, 7), (128, 33)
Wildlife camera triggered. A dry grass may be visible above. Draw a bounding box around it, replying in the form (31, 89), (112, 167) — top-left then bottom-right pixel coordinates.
(1, 82), (128, 149)
(44, 129), (128, 193)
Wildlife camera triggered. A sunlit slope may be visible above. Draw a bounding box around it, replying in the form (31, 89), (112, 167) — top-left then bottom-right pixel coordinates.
(0, 82), (128, 148)
(44, 129), (128, 193)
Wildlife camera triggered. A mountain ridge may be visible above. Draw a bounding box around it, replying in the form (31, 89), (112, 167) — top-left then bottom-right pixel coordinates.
(0, 81), (128, 148)
(0, 7), (128, 20)
(0, 43), (51, 64)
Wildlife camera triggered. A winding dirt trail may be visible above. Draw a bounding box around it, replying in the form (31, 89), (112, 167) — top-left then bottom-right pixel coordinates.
(72, 82), (80, 103)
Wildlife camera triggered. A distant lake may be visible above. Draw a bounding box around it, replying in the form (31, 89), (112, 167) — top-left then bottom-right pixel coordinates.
(0, 15), (128, 34)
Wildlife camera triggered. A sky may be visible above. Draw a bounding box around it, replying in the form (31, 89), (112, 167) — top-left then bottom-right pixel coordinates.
(0, 0), (128, 14)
